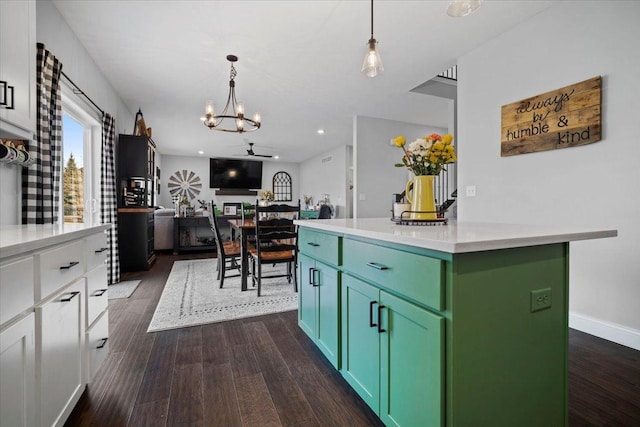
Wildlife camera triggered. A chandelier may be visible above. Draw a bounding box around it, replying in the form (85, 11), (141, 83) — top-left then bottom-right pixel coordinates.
(201, 55), (261, 133)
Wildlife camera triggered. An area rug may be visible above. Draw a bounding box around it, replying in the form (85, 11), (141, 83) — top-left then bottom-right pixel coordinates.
(108, 280), (141, 299)
(147, 259), (298, 332)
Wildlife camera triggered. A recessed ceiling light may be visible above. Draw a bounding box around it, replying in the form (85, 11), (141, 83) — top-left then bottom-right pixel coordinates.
(198, 150), (204, 155)
(273, 155), (280, 160)
(317, 129), (325, 135)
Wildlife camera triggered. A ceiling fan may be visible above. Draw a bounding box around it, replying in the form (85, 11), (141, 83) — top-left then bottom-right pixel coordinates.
(238, 141), (273, 158)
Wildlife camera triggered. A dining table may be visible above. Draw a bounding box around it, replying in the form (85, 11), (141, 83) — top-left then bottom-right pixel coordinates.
(226, 219), (255, 291)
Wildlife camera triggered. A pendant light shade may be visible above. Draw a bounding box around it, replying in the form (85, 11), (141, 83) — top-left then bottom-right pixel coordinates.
(362, 38), (384, 78)
(447, 0), (483, 17)
(361, 0), (383, 78)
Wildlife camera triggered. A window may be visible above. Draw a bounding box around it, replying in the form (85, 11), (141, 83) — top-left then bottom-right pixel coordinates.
(62, 113), (85, 223)
(272, 171), (292, 201)
(61, 92), (101, 225)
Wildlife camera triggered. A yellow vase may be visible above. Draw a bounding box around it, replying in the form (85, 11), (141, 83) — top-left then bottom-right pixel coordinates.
(405, 175), (437, 220)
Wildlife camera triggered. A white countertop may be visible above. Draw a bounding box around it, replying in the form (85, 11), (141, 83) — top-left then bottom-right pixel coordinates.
(0, 223), (111, 259)
(294, 218), (617, 254)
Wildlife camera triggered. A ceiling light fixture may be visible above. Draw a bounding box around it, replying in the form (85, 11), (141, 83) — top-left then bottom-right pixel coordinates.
(361, 0), (383, 78)
(201, 55), (261, 133)
(317, 129), (325, 135)
(447, 0), (483, 17)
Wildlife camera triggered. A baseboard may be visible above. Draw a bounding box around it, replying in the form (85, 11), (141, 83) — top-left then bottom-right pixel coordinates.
(569, 312), (640, 351)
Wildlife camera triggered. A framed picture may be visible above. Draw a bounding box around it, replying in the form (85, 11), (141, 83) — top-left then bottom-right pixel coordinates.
(223, 205), (237, 216)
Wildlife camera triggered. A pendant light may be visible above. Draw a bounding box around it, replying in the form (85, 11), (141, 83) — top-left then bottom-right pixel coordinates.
(361, 0), (383, 78)
(447, 0), (484, 17)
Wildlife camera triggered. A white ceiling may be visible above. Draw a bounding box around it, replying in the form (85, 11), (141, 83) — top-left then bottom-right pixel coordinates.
(52, 0), (556, 163)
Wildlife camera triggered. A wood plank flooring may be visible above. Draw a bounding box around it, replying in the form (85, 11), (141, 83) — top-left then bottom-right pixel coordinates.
(65, 253), (640, 427)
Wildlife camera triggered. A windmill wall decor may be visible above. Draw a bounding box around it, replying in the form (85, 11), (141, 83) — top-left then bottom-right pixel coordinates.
(168, 170), (202, 199)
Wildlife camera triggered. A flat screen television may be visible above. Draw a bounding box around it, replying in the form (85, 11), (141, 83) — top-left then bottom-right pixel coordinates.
(209, 158), (263, 189)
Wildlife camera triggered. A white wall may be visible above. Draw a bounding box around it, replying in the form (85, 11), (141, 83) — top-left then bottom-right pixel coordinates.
(37, 0), (133, 136)
(158, 154), (299, 209)
(354, 116), (448, 218)
(457, 1), (640, 349)
(299, 145), (351, 218)
(0, 1), (134, 226)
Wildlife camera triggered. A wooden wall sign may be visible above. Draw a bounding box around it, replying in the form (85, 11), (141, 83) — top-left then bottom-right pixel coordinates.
(501, 76), (601, 156)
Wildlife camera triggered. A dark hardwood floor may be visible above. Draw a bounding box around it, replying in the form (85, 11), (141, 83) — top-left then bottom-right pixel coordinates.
(65, 253), (640, 427)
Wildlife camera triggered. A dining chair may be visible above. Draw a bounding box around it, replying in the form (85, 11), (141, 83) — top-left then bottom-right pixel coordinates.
(248, 201), (300, 296)
(207, 203), (241, 288)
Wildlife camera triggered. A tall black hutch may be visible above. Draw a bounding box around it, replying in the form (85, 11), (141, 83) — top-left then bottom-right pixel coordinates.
(117, 134), (156, 271)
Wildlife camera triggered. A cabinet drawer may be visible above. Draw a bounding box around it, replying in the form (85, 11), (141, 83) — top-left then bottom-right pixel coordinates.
(86, 310), (109, 383)
(86, 264), (108, 328)
(86, 232), (108, 272)
(0, 256), (34, 325)
(343, 238), (443, 311)
(38, 240), (85, 300)
(298, 228), (340, 266)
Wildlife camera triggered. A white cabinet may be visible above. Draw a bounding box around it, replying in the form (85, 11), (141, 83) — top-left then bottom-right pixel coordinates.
(85, 310), (109, 383)
(36, 280), (85, 427)
(0, 313), (36, 427)
(0, 0), (36, 140)
(0, 225), (110, 427)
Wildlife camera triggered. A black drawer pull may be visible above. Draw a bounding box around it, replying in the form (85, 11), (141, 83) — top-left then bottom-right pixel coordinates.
(96, 337), (108, 349)
(377, 305), (387, 333)
(307, 242), (320, 247)
(60, 291), (80, 302)
(369, 301), (378, 327)
(366, 262), (389, 270)
(60, 261), (80, 270)
(94, 247), (108, 253)
(93, 289), (108, 297)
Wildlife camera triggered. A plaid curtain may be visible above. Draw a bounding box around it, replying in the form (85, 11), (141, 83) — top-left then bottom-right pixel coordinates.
(101, 114), (120, 284)
(22, 43), (63, 224)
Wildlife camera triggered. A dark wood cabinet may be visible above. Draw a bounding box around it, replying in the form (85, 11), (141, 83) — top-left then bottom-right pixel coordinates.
(117, 134), (156, 271)
(118, 208), (156, 271)
(117, 135), (155, 208)
(173, 216), (216, 254)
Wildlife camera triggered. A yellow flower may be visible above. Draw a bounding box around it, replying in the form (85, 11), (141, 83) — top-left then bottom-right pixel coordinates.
(429, 154), (440, 163)
(392, 135), (406, 147)
(432, 141), (445, 151)
(442, 134), (453, 145)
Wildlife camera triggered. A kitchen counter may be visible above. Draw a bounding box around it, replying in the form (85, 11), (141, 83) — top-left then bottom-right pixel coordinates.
(293, 217), (617, 253)
(0, 223), (111, 259)
(295, 219), (617, 426)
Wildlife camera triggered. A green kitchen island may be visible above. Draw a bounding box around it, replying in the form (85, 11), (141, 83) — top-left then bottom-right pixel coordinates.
(294, 218), (616, 427)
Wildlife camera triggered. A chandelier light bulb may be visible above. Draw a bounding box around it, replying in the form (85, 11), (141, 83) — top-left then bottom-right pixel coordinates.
(236, 102), (245, 116)
(205, 100), (214, 115)
(253, 113), (261, 124)
(236, 118), (244, 131)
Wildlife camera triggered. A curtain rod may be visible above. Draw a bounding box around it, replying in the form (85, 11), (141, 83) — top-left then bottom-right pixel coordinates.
(60, 70), (105, 116)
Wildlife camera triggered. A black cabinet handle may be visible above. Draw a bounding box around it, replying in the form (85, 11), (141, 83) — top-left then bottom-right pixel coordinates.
(377, 305), (387, 333)
(94, 247), (108, 253)
(308, 267), (314, 285)
(60, 291), (80, 302)
(311, 268), (319, 287)
(307, 242), (320, 247)
(366, 262), (389, 270)
(93, 289), (108, 297)
(369, 301), (378, 327)
(96, 337), (108, 349)
(60, 261), (80, 270)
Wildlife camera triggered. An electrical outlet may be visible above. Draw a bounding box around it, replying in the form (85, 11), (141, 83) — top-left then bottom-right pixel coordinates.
(530, 288), (552, 312)
(465, 185), (476, 197)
